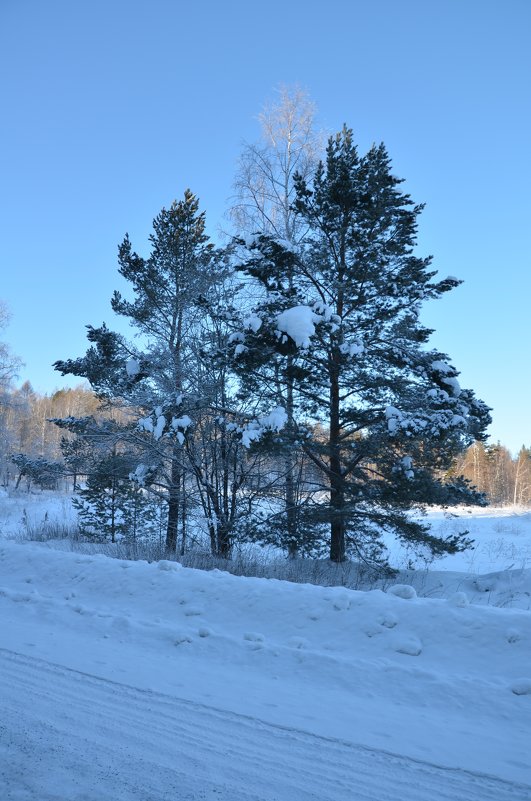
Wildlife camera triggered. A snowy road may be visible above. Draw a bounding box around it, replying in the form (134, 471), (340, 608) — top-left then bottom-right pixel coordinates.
(1, 648), (529, 801)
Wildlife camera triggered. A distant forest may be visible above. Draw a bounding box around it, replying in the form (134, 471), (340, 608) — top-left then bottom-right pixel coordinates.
(1, 382), (529, 508)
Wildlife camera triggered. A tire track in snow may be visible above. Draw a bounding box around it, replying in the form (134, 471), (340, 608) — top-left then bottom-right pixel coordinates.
(0, 648), (529, 801)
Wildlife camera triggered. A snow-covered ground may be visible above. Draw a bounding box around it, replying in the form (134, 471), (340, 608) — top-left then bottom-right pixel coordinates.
(1, 492), (531, 799)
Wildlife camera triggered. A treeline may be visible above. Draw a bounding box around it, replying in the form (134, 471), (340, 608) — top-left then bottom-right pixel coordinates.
(1, 382), (527, 512)
(0, 383), (100, 488)
(453, 442), (531, 507)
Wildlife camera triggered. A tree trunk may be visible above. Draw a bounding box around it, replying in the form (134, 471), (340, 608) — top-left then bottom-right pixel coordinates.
(329, 465), (345, 561)
(165, 451), (181, 552)
(285, 453), (298, 559)
(329, 358), (345, 562)
(216, 524), (232, 559)
(285, 354), (298, 558)
(180, 478), (187, 556)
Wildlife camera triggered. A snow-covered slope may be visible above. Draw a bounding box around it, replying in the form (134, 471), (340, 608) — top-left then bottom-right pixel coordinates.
(1, 540), (530, 799)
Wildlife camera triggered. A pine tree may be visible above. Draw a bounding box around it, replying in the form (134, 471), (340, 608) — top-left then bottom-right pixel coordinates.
(231, 236), (323, 555)
(235, 128), (491, 565)
(55, 190), (221, 552)
(72, 446), (158, 544)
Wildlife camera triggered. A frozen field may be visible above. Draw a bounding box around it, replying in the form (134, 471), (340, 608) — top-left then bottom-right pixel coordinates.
(1, 491), (530, 799)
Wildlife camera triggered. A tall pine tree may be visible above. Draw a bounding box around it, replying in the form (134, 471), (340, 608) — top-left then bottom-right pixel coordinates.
(55, 191), (220, 552)
(234, 128), (490, 564)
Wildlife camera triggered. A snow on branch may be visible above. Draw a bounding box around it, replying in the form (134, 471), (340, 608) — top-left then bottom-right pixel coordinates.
(237, 406), (288, 448)
(276, 306), (319, 348)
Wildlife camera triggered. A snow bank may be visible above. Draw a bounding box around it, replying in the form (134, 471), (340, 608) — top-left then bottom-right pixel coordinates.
(1, 540), (530, 788)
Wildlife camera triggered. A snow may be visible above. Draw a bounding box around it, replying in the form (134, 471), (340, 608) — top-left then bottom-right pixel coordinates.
(387, 583), (417, 599)
(431, 359), (461, 397)
(1, 497), (531, 798)
(276, 305), (319, 348)
(271, 236), (297, 253)
(138, 415), (153, 433)
(243, 313), (262, 332)
(385, 405), (403, 433)
(259, 405), (288, 432)
(130, 463), (151, 485)
(153, 413), (166, 440)
(399, 455), (415, 479)
(125, 357), (140, 377)
(340, 340), (364, 357)
(171, 414), (192, 431)
(240, 406), (287, 448)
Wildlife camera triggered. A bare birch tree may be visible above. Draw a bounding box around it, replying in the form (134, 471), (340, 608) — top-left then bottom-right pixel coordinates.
(230, 85), (324, 244)
(229, 87), (325, 557)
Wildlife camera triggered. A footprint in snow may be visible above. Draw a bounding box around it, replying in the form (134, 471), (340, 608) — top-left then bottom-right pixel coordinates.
(379, 612), (399, 628)
(1, 588), (34, 603)
(243, 632), (265, 642)
(393, 636), (422, 656)
(510, 678), (531, 695)
(288, 636), (309, 650)
(332, 593), (350, 612)
(174, 634), (193, 646)
(506, 628), (521, 644)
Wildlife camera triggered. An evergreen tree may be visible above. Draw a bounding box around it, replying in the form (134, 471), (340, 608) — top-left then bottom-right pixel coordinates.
(231, 237), (323, 555)
(11, 453), (63, 490)
(234, 128), (490, 565)
(72, 446), (158, 543)
(55, 191), (230, 552)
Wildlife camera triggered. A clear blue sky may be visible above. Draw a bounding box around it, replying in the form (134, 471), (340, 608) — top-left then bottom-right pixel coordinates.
(0, 0), (529, 453)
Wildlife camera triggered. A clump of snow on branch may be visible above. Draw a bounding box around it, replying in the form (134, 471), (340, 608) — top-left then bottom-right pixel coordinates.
(171, 415), (192, 445)
(125, 358), (141, 378)
(392, 455), (415, 479)
(385, 403), (468, 438)
(400, 456), (415, 479)
(238, 406), (288, 448)
(228, 330), (248, 357)
(243, 314), (262, 333)
(385, 406), (404, 435)
(431, 360), (461, 398)
(228, 332), (245, 344)
(340, 341), (364, 357)
(312, 301), (341, 327)
(271, 236), (298, 254)
(276, 303), (342, 349)
(130, 463), (152, 486)
(276, 306), (319, 348)
(138, 405), (192, 444)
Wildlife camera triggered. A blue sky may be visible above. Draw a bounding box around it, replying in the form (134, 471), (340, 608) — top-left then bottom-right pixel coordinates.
(0, 0), (529, 453)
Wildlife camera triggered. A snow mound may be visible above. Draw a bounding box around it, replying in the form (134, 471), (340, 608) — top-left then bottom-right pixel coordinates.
(387, 584), (417, 599)
(448, 592), (470, 608)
